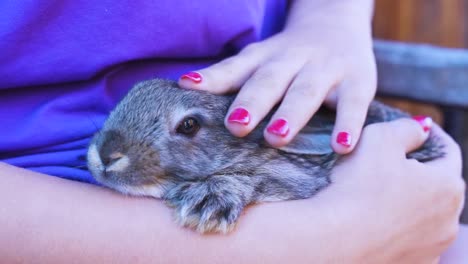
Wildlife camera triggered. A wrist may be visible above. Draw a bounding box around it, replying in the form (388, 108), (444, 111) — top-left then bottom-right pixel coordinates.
(285, 0), (374, 36)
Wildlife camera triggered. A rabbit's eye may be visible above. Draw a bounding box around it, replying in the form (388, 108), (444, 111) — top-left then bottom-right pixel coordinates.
(176, 117), (200, 136)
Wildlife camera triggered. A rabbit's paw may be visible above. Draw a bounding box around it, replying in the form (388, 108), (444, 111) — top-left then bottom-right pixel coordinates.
(164, 178), (251, 234)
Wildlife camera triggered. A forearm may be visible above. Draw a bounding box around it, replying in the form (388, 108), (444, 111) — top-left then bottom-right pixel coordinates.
(0, 162), (368, 263)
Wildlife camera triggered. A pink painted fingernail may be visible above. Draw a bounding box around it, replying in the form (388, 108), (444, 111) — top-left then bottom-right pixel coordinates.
(267, 119), (290, 137)
(412, 115), (433, 132)
(180, 72), (203, 83)
(336, 132), (352, 147)
(228, 108), (250, 125)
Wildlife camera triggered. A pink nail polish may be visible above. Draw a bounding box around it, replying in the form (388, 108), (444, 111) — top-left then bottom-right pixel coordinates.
(267, 119), (290, 137)
(180, 72), (203, 83)
(336, 132), (352, 147)
(228, 108), (250, 125)
(412, 116), (433, 132)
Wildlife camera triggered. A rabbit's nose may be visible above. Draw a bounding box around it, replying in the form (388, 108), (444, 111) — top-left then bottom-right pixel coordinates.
(102, 152), (124, 167)
(101, 151), (130, 173)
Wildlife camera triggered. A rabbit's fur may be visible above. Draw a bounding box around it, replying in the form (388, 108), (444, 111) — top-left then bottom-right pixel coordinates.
(87, 79), (444, 234)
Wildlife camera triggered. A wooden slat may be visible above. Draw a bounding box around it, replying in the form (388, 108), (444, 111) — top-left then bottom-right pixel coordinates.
(373, 0), (465, 48)
(374, 39), (468, 109)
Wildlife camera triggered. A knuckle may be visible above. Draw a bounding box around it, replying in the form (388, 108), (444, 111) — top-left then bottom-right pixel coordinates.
(460, 177), (467, 197)
(361, 122), (379, 136)
(343, 92), (372, 107)
(360, 123), (387, 145)
(249, 65), (280, 84)
(348, 67), (378, 90)
(289, 81), (323, 99)
(439, 224), (459, 248)
(454, 175), (466, 196)
(214, 56), (239, 69)
(239, 42), (261, 56)
(442, 165), (465, 195)
(452, 141), (463, 166)
(436, 179), (465, 216)
(453, 179), (466, 209)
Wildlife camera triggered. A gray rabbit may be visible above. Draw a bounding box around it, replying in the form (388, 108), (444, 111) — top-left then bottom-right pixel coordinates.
(87, 78), (444, 234)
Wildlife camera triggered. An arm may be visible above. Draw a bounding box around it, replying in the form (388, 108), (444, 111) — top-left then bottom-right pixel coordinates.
(0, 162), (363, 263)
(0, 119), (464, 263)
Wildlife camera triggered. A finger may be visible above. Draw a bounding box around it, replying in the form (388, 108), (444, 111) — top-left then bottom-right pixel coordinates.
(360, 117), (431, 155)
(225, 57), (305, 137)
(331, 81), (375, 154)
(177, 43), (268, 94)
(263, 60), (342, 147)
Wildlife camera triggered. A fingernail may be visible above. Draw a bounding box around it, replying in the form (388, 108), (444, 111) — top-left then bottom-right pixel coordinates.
(412, 115), (433, 132)
(267, 119), (290, 137)
(180, 71), (203, 83)
(336, 132), (352, 147)
(228, 108), (250, 125)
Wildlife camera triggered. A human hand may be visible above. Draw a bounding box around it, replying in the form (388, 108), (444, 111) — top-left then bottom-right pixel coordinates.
(330, 117), (465, 263)
(178, 0), (376, 154)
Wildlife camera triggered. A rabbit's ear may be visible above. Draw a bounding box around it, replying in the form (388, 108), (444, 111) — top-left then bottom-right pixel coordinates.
(278, 127), (333, 155)
(277, 107), (336, 155)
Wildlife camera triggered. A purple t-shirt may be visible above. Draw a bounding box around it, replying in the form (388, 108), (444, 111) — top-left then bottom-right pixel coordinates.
(0, 1), (287, 183)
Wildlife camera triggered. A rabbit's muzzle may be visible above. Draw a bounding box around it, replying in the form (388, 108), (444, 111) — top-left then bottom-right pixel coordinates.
(87, 129), (170, 198)
(87, 144), (130, 179)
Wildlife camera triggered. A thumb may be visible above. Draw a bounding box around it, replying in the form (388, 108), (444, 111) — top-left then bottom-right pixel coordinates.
(362, 116), (432, 154)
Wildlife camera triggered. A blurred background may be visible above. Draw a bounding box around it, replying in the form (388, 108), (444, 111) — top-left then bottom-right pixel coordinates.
(372, 0), (468, 222)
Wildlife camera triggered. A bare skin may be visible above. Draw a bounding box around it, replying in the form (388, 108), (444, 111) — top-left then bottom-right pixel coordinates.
(0, 119), (465, 263)
(180, 0), (376, 154)
(441, 224), (468, 264)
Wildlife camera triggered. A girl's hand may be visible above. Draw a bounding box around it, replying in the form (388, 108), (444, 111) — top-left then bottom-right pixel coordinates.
(331, 117), (465, 263)
(179, 0), (376, 154)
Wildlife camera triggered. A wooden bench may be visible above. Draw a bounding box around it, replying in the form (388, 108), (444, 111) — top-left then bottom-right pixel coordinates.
(374, 39), (468, 222)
